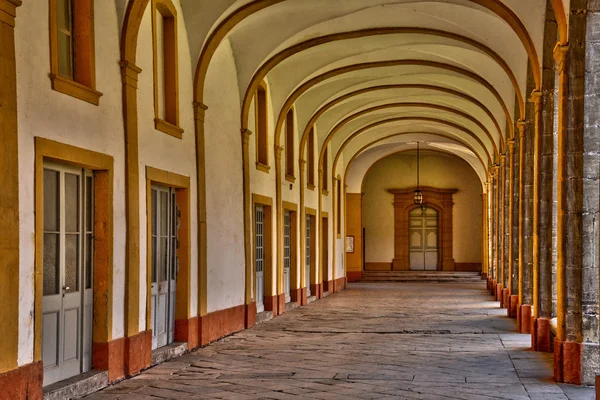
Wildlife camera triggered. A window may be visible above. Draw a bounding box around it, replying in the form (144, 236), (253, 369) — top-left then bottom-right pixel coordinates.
(307, 128), (315, 189)
(255, 84), (269, 171)
(153, 0), (182, 138)
(337, 177), (342, 236)
(50, 0), (102, 105)
(285, 109), (295, 180)
(322, 146), (328, 194)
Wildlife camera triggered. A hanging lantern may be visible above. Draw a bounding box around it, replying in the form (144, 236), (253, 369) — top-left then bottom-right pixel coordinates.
(414, 142), (423, 205)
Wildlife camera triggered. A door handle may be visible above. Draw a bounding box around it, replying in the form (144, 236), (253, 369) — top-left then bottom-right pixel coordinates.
(62, 286), (70, 297)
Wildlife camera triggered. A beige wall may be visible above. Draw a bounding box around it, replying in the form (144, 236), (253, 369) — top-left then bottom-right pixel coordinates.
(363, 151), (482, 265)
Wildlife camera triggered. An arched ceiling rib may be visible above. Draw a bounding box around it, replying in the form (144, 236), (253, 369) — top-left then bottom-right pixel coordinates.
(179, 0), (568, 183)
(345, 139), (487, 193)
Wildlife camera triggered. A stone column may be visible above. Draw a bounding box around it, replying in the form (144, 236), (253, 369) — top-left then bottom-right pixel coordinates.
(517, 65), (536, 334)
(506, 139), (516, 317)
(502, 149), (510, 307)
(490, 170), (497, 294)
(509, 122), (522, 318)
(496, 155), (505, 304)
(481, 193), (488, 280)
(533, 1), (558, 353)
(554, 0), (600, 385)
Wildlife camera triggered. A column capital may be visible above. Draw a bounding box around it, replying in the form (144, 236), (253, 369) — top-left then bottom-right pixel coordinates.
(299, 159), (307, 171)
(241, 128), (252, 144)
(0, 0), (21, 27)
(193, 102), (208, 122)
(507, 139), (516, 151)
(275, 145), (283, 159)
(553, 43), (569, 67)
(120, 60), (142, 89)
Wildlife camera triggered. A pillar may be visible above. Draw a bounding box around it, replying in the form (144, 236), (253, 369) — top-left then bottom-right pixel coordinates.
(517, 64), (536, 334)
(0, 1), (44, 397)
(509, 123), (521, 319)
(532, 1), (558, 353)
(496, 155), (505, 304)
(553, 0), (600, 385)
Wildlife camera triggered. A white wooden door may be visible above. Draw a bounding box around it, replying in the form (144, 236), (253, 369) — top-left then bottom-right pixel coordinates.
(151, 186), (177, 350)
(255, 205), (265, 313)
(305, 216), (311, 296)
(283, 211), (291, 303)
(409, 207), (439, 271)
(42, 164), (93, 387)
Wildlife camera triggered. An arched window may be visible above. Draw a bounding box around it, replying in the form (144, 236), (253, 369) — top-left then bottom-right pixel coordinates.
(153, 0), (182, 138)
(337, 176), (342, 236)
(255, 83), (269, 170)
(322, 146), (328, 194)
(307, 127), (315, 189)
(49, 0), (102, 104)
(285, 109), (295, 180)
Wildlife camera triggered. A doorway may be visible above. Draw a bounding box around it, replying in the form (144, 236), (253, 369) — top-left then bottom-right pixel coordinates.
(150, 185), (178, 350)
(283, 210), (292, 303)
(409, 206), (439, 271)
(255, 205), (265, 313)
(305, 215), (313, 296)
(321, 216), (329, 291)
(42, 162), (94, 386)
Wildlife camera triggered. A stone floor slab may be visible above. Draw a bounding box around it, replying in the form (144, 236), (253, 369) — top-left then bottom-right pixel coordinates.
(84, 282), (596, 400)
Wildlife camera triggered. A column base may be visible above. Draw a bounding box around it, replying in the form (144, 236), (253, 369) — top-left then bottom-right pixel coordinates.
(554, 338), (582, 384)
(310, 283), (323, 299)
(0, 361), (43, 400)
(124, 330), (152, 376)
(495, 284), (503, 303)
(518, 304), (532, 334)
(92, 337), (126, 382)
(245, 302), (257, 328)
(491, 279), (497, 297)
(508, 295), (518, 318)
(481, 272), (488, 280)
(531, 317), (552, 353)
(501, 288), (509, 309)
(300, 287), (308, 305)
(174, 316), (199, 350)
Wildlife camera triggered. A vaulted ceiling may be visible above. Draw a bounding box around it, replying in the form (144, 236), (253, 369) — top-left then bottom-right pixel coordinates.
(178, 0), (568, 189)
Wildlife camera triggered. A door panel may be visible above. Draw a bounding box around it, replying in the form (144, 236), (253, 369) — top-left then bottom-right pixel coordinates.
(305, 216), (311, 296)
(151, 186), (177, 350)
(283, 211), (291, 303)
(42, 164), (93, 386)
(409, 207), (438, 271)
(255, 205), (265, 313)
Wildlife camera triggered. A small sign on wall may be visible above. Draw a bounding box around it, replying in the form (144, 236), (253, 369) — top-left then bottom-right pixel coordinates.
(346, 235), (355, 253)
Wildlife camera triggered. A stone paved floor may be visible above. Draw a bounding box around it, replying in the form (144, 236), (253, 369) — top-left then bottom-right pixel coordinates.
(84, 282), (596, 400)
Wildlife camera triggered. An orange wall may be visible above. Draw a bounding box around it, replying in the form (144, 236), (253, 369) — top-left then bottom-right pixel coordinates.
(346, 193), (363, 272)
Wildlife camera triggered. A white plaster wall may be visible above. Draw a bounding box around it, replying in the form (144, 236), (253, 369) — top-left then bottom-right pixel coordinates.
(204, 39), (246, 313)
(304, 125), (320, 281)
(15, 1), (126, 364)
(363, 152), (482, 264)
(135, 0), (199, 329)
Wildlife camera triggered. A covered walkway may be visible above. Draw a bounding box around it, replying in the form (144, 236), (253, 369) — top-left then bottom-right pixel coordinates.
(84, 283), (594, 400)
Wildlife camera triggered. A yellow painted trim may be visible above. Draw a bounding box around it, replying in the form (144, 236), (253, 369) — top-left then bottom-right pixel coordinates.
(154, 118), (184, 139)
(282, 201), (298, 212)
(285, 174), (296, 183)
(48, 0), (101, 104)
(306, 207), (317, 216)
(252, 194), (275, 298)
(145, 166), (191, 329)
(256, 162), (271, 173)
(34, 137), (114, 361)
(193, 102), (208, 316)
(254, 81), (270, 168)
(0, 0), (21, 372)
(151, 0), (181, 131)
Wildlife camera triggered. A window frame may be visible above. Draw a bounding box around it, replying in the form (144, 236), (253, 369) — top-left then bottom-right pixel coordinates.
(285, 108), (295, 182)
(49, 0), (103, 105)
(152, 0), (183, 138)
(255, 82), (270, 172)
(307, 127), (315, 190)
